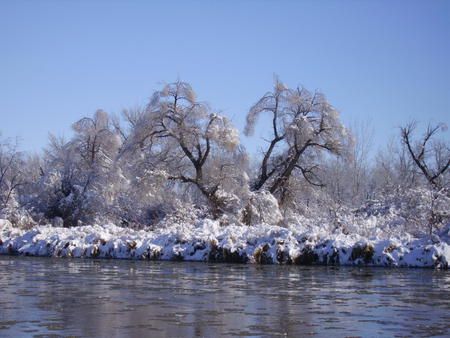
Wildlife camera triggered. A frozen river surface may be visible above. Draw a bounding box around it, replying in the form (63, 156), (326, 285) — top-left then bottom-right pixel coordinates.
(0, 256), (449, 337)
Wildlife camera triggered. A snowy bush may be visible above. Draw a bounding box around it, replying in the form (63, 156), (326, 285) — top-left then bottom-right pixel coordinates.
(241, 191), (283, 226)
(355, 187), (450, 236)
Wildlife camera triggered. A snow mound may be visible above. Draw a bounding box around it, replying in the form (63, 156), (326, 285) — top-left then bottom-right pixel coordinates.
(1, 219), (449, 269)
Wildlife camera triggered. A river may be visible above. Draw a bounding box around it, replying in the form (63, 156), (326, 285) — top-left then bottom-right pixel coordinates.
(0, 256), (449, 337)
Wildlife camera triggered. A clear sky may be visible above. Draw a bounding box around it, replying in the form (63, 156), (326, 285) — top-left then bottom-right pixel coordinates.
(1, 0), (449, 156)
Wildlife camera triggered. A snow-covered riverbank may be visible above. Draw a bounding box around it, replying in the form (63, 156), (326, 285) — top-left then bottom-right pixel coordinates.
(1, 219), (449, 269)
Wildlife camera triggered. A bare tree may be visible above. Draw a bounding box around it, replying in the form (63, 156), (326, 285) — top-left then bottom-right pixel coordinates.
(399, 121), (450, 233)
(400, 121), (450, 190)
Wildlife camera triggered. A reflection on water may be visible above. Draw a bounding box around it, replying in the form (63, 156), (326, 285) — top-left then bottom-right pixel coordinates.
(0, 256), (449, 337)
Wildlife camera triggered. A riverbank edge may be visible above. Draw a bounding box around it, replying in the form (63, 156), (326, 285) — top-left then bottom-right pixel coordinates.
(1, 220), (449, 269)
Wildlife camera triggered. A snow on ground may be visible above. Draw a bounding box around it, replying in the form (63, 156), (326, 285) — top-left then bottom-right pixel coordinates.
(1, 219), (449, 269)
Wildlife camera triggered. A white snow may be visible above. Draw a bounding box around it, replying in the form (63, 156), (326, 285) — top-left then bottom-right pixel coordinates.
(1, 218), (449, 269)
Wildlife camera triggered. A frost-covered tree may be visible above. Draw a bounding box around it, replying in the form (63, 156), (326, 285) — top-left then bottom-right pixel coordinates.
(125, 81), (243, 217)
(372, 137), (420, 196)
(245, 77), (351, 202)
(0, 136), (24, 210)
(70, 110), (123, 210)
(71, 110), (122, 170)
(318, 119), (375, 215)
(30, 110), (122, 227)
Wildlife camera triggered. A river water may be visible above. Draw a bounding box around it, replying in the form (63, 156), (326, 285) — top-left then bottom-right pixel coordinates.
(0, 256), (449, 337)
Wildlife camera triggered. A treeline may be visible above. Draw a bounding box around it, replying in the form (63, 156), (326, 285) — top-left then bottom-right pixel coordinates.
(1, 78), (449, 235)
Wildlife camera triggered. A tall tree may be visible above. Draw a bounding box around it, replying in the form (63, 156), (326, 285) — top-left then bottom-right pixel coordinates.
(245, 77), (350, 202)
(127, 81), (242, 216)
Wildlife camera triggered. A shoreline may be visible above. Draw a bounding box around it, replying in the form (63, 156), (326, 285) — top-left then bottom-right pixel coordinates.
(1, 219), (449, 269)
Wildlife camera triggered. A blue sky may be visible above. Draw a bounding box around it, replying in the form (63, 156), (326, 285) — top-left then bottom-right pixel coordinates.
(1, 0), (449, 156)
